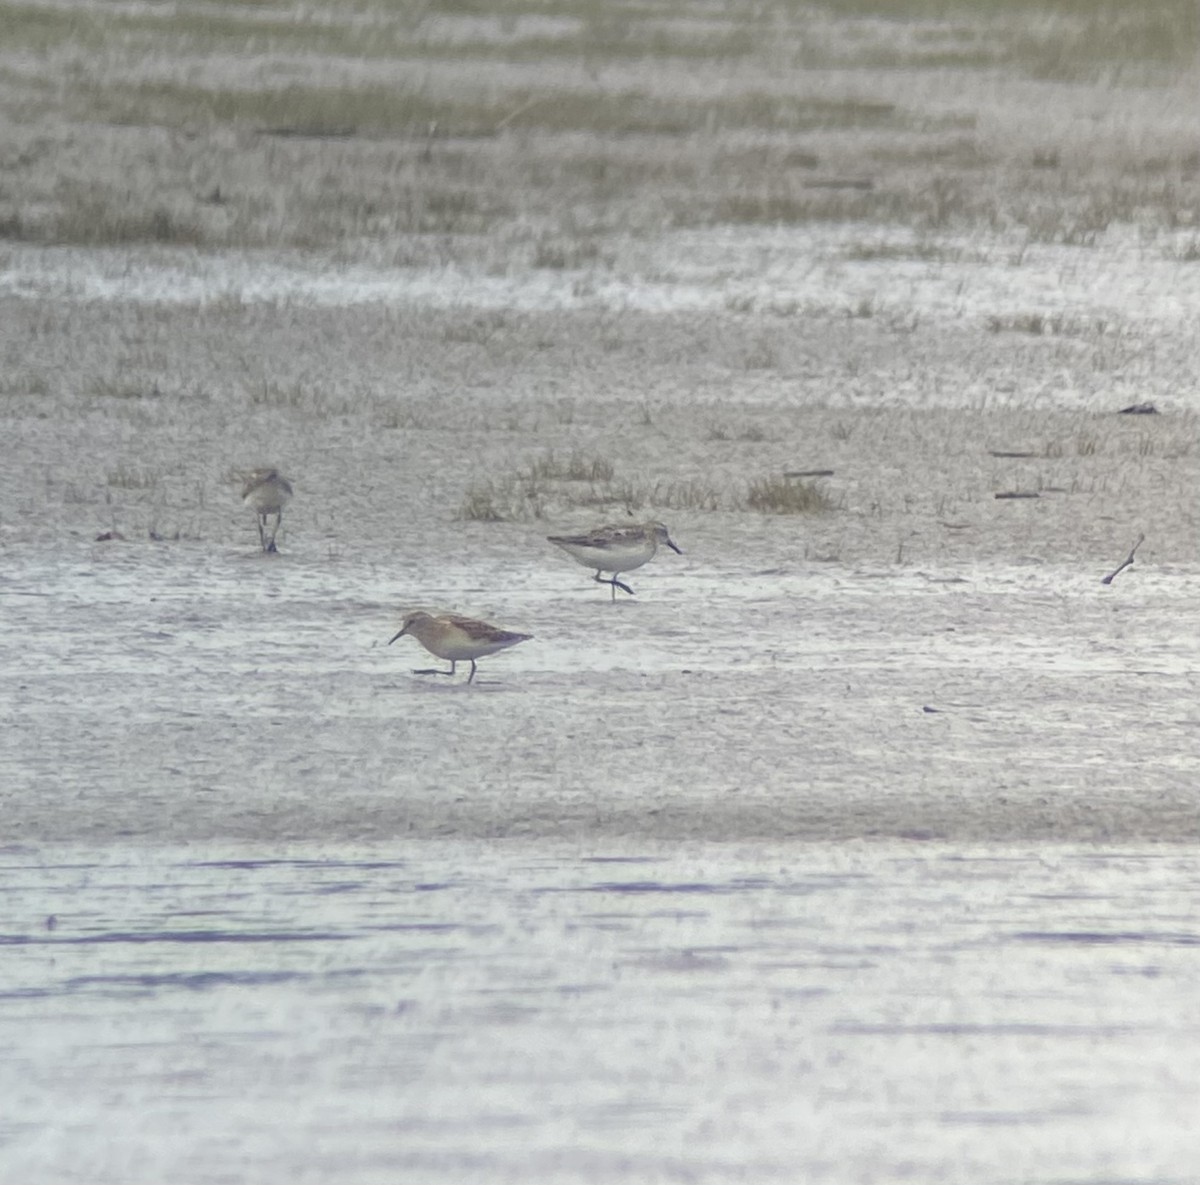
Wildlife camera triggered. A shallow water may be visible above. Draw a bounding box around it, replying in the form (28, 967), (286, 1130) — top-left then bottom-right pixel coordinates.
(2, 841), (1199, 1184)
(5, 225), (1200, 332)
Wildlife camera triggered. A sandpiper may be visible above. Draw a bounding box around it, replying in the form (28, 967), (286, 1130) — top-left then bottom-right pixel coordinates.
(547, 520), (682, 599)
(241, 468), (293, 553)
(389, 611), (532, 684)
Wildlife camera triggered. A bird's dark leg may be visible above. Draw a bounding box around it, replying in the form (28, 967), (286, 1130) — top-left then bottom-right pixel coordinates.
(594, 570), (634, 599)
(257, 514), (268, 551)
(467, 659), (478, 684)
(265, 510), (282, 553)
(414, 661), (457, 677)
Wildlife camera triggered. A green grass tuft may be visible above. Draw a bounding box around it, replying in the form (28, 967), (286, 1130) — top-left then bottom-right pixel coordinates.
(526, 452), (616, 482)
(106, 464), (158, 489)
(745, 475), (832, 515)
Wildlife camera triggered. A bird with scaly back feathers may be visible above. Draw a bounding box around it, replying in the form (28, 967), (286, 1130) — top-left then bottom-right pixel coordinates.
(546, 521), (682, 599)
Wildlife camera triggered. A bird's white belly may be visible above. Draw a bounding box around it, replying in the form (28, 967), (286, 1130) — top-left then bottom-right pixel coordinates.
(243, 488), (289, 513)
(565, 541), (654, 573)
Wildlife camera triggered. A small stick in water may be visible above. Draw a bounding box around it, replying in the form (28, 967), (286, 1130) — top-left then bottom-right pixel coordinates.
(1101, 533), (1144, 585)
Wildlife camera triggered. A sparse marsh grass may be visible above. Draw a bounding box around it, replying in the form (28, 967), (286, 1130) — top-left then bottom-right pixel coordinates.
(246, 380), (350, 415)
(870, 137), (991, 169)
(745, 475), (833, 515)
(706, 422), (768, 443)
(713, 189), (877, 227)
(527, 452), (616, 482)
(1, 2), (397, 59)
(3, 0), (1199, 262)
(530, 237), (611, 270)
(106, 464), (158, 490)
(1018, 201), (1111, 246)
(375, 404), (428, 430)
(460, 459), (833, 522)
(0, 373), (50, 397)
(72, 79), (907, 142)
(457, 482), (515, 523)
(707, 171), (993, 231)
(442, 313), (512, 346)
(74, 80), (450, 136)
(1042, 428), (1113, 459)
(986, 313), (1110, 337)
(2, 0), (1196, 261)
(459, 455), (619, 522)
(250, 381), (310, 410)
(51, 201), (202, 248)
(651, 479), (725, 512)
(91, 376), (159, 400)
(572, 479), (648, 513)
(8, 0), (1197, 82)
(1, 2), (763, 67)
(842, 238), (965, 263)
(806, 0), (1197, 79)
(414, 188), (493, 232)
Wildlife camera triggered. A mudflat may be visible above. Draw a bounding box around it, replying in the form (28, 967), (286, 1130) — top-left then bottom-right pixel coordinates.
(3, 1), (1200, 845)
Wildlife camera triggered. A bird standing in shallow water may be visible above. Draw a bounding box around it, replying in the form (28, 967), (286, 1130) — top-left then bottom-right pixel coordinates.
(547, 521), (682, 599)
(389, 611), (532, 684)
(242, 468), (293, 553)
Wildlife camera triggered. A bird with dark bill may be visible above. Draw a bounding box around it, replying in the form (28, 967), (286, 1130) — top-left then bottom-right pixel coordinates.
(547, 520), (682, 599)
(389, 611), (532, 684)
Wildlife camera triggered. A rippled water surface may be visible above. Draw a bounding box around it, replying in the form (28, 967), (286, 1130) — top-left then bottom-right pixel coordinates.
(3, 842), (1199, 1184)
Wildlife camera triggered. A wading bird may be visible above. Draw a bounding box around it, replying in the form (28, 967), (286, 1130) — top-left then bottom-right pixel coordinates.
(389, 611), (532, 684)
(241, 468), (293, 553)
(547, 521), (682, 599)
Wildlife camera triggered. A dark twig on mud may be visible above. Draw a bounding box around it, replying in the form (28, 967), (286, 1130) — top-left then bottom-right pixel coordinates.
(1101, 533), (1144, 585)
(260, 126), (357, 140)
